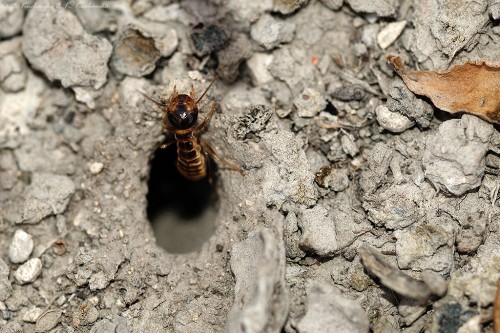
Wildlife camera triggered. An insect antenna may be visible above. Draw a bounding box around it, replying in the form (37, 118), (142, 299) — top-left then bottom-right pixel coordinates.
(137, 89), (168, 107)
(196, 80), (215, 104)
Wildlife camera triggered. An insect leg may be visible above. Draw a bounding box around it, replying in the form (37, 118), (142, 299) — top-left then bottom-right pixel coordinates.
(190, 84), (196, 99)
(201, 141), (244, 176)
(160, 140), (176, 149)
(195, 101), (216, 132)
(204, 150), (214, 185)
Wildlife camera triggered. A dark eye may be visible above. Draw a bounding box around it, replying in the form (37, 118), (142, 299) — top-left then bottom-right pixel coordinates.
(168, 104), (198, 129)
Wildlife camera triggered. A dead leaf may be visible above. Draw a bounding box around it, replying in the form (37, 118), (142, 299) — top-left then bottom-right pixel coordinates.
(387, 55), (500, 124)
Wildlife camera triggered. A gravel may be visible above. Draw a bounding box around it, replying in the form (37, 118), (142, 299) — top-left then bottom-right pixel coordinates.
(0, 0), (498, 332)
(16, 173), (75, 224)
(422, 115), (494, 196)
(250, 14), (296, 50)
(297, 281), (369, 333)
(14, 258), (42, 285)
(8, 230), (34, 264)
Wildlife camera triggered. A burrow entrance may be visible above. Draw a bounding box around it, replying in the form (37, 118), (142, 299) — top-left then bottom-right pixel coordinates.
(147, 145), (217, 253)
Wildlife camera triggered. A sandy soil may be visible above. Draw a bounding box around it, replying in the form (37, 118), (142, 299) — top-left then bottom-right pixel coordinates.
(0, 0), (499, 332)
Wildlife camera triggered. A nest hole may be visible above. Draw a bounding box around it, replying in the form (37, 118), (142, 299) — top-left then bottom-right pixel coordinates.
(147, 145), (217, 253)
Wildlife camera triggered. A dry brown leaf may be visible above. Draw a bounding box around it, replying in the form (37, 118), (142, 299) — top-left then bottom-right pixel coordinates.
(387, 55), (500, 124)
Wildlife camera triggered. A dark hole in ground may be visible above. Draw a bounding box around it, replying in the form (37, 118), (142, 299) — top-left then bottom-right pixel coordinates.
(147, 145), (217, 253)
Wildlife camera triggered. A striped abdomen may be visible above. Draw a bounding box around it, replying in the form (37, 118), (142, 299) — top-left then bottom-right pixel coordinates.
(175, 132), (207, 181)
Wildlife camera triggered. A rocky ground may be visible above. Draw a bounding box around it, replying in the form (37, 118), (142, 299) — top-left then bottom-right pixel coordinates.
(0, 0), (499, 332)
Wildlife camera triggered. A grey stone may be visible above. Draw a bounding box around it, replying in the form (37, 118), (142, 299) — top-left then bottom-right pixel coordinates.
(299, 206), (338, 256)
(246, 53), (274, 86)
(19, 173), (75, 224)
(345, 0), (397, 17)
(375, 105), (415, 133)
(224, 227), (289, 333)
(155, 28), (178, 58)
(340, 134), (359, 157)
(22, 307), (43, 323)
(22, 0), (112, 89)
(491, 1), (500, 20)
(0, 260), (12, 302)
(0, 38), (27, 93)
(250, 14), (296, 50)
(377, 21), (407, 49)
(386, 79), (434, 128)
(422, 115), (494, 196)
(294, 88), (327, 118)
(110, 26), (161, 77)
(332, 85), (366, 101)
(190, 23), (228, 57)
(297, 281), (369, 333)
(320, 0), (343, 11)
(217, 34), (253, 83)
(394, 221), (454, 274)
(8, 230), (34, 264)
(232, 105), (273, 140)
(0, 4), (23, 38)
(411, 0), (489, 67)
(227, 0), (273, 23)
(363, 183), (425, 229)
(274, 0), (309, 14)
(14, 258), (42, 284)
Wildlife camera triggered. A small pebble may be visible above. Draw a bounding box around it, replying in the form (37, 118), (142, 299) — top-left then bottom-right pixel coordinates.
(297, 281), (369, 333)
(294, 88), (327, 118)
(22, 306), (43, 323)
(8, 230), (34, 264)
(0, 259), (12, 302)
(154, 28), (178, 58)
(89, 162), (104, 175)
(14, 258), (42, 285)
(332, 85), (365, 101)
(340, 134), (359, 157)
(190, 23), (228, 56)
(250, 14), (295, 50)
(319, 0), (343, 10)
(324, 169), (350, 192)
(217, 34), (253, 83)
(274, 0), (309, 14)
(299, 206), (338, 256)
(377, 21), (407, 49)
(345, 0), (397, 17)
(246, 53), (274, 86)
(0, 5), (24, 38)
(110, 27), (161, 77)
(375, 105), (415, 133)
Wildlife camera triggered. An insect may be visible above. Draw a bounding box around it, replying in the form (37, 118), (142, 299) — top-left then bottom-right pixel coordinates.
(140, 81), (243, 181)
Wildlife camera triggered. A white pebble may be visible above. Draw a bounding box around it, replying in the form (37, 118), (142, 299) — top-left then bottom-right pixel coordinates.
(246, 53), (274, 86)
(250, 14), (295, 50)
(377, 20), (407, 49)
(89, 162), (104, 174)
(23, 306), (44, 323)
(294, 88), (327, 118)
(8, 230), (34, 264)
(154, 28), (178, 57)
(375, 105), (414, 133)
(14, 258), (42, 285)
